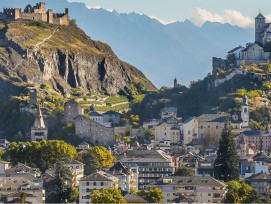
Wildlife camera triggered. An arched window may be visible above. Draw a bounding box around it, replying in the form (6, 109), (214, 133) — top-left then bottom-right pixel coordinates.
(244, 108), (248, 113)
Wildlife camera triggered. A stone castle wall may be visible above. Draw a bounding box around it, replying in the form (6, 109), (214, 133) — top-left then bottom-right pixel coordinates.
(0, 3), (69, 26)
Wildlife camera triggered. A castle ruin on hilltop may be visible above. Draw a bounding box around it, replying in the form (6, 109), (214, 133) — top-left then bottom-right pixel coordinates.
(212, 12), (271, 74)
(0, 2), (69, 26)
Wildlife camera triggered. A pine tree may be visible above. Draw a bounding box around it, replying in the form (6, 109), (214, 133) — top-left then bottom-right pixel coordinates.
(214, 121), (239, 182)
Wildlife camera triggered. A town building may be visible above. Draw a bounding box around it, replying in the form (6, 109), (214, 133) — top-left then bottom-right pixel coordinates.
(239, 159), (269, 178)
(0, 2), (69, 26)
(0, 176), (45, 203)
(245, 173), (271, 196)
(122, 192), (148, 203)
(31, 106), (48, 141)
(235, 130), (271, 153)
(74, 115), (115, 146)
(79, 171), (119, 204)
(154, 122), (181, 144)
(147, 176), (227, 203)
(0, 161), (10, 173)
(5, 163), (41, 177)
(102, 111), (121, 125)
(77, 141), (90, 150)
(213, 12), (271, 71)
(89, 111), (104, 123)
(182, 117), (198, 145)
(65, 160), (84, 186)
(160, 104), (177, 119)
(107, 161), (139, 192)
(119, 149), (175, 189)
(64, 99), (84, 123)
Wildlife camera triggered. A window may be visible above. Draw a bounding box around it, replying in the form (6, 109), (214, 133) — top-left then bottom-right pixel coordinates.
(93, 182), (97, 186)
(86, 182), (89, 186)
(101, 182), (104, 186)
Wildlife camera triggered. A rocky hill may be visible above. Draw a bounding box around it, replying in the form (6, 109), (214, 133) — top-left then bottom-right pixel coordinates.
(0, 20), (156, 99)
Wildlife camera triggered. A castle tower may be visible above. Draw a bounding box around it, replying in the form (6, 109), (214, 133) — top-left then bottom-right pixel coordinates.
(14, 8), (21, 20)
(47, 9), (53, 24)
(31, 106), (48, 141)
(174, 77), (178, 88)
(241, 95), (249, 128)
(255, 12), (266, 44)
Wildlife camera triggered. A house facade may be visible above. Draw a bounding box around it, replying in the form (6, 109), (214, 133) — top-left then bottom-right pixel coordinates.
(79, 171), (119, 204)
(148, 176), (227, 203)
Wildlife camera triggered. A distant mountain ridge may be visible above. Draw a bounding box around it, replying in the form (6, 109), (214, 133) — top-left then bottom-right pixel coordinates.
(0, 0), (254, 87)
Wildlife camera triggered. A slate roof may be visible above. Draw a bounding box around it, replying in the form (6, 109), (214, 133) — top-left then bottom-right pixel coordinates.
(242, 130), (270, 137)
(228, 46), (244, 53)
(172, 195), (195, 203)
(148, 176), (226, 187)
(245, 173), (271, 181)
(89, 111), (102, 117)
(0, 173), (40, 183)
(79, 141), (89, 145)
(103, 111), (120, 116)
(183, 117), (195, 124)
(123, 193), (148, 203)
(109, 161), (130, 174)
(67, 159), (84, 165)
(5, 163), (40, 174)
(197, 114), (226, 123)
(80, 171), (118, 182)
(255, 12), (265, 19)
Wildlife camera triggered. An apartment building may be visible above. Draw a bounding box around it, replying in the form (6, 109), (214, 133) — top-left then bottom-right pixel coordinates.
(148, 176), (227, 203)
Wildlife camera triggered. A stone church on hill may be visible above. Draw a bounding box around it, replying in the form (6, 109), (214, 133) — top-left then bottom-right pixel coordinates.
(0, 2), (69, 26)
(213, 12), (271, 72)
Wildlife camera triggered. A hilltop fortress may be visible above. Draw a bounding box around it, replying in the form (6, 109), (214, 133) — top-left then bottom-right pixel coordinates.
(0, 2), (69, 26)
(213, 12), (271, 74)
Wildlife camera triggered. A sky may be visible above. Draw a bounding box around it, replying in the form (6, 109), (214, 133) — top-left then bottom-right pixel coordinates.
(67, 0), (271, 28)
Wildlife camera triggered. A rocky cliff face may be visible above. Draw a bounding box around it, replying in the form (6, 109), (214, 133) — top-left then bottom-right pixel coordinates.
(0, 20), (156, 97)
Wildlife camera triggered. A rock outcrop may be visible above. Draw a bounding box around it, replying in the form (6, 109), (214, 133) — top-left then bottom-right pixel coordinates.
(0, 20), (156, 97)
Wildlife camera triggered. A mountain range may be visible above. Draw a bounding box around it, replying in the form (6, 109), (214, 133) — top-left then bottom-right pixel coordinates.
(0, 0), (254, 87)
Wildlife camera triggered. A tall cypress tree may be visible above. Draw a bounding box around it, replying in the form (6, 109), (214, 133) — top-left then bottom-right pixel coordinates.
(214, 121), (239, 182)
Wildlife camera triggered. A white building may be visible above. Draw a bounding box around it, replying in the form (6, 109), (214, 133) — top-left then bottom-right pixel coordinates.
(155, 122), (181, 144)
(65, 160), (84, 186)
(182, 117), (198, 145)
(89, 111), (104, 123)
(79, 171), (119, 204)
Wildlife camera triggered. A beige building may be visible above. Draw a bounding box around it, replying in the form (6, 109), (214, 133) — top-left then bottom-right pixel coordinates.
(155, 123), (181, 144)
(148, 176), (227, 203)
(0, 176), (45, 203)
(235, 130), (271, 152)
(65, 160), (84, 186)
(245, 173), (271, 196)
(79, 171), (119, 204)
(0, 161), (10, 173)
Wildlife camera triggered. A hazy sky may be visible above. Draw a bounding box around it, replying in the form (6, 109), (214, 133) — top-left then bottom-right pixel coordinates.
(67, 0), (271, 28)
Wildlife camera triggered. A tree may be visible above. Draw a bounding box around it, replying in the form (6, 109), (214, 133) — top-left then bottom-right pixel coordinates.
(3, 140), (77, 172)
(91, 187), (126, 203)
(214, 121), (239, 182)
(78, 148), (100, 175)
(92, 146), (115, 168)
(137, 187), (164, 203)
(223, 180), (263, 203)
(175, 167), (194, 176)
(20, 192), (26, 203)
(45, 161), (78, 203)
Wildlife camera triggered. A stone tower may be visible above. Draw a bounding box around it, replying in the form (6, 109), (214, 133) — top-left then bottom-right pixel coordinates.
(255, 12), (266, 44)
(241, 95), (249, 128)
(174, 77), (178, 88)
(31, 106), (48, 141)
